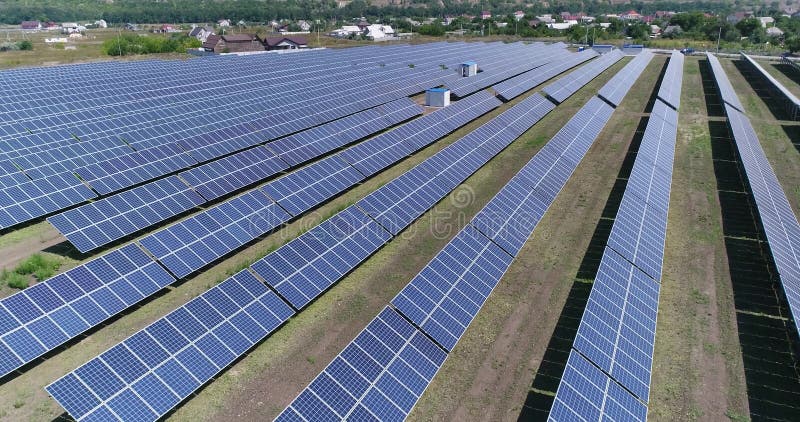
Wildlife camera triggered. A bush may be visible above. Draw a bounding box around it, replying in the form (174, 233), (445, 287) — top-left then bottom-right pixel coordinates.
(15, 253), (61, 281)
(17, 40), (33, 51)
(0, 42), (19, 52)
(103, 33), (202, 56)
(2, 270), (29, 290)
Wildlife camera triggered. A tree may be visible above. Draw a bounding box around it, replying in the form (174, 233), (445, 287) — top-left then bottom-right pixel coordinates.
(786, 37), (800, 52)
(17, 40), (33, 51)
(736, 17), (761, 38)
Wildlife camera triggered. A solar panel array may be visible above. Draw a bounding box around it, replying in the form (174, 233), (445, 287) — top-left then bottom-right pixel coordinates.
(2, 42), (534, 229)
(277, 59), (643, 422)
(48, 85), (557, 421)
(725, 104), (800, 338)
(542, 49), (624, 104)
(493, 49), (599, 101)
(356, 93), (555, 236)
(48, 98), (422, 253)
(657, 51), (684, 109)
(551, 59), (683, 420)
(46, 269), (294, 421)
(706, 52), (744, 112)
(0, 244), (175, 377)
(740, 52), (800, 120)
(446, 43), (570, 97)
(277, 307), (448, 422)
(598, 50), (654, 107)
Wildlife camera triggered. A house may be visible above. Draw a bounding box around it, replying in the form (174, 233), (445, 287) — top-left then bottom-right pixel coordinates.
(330, 25), (362, 37)
(155, 24), (178, 33)
(547, 21), (578, 30)
(94, 20), (107, 28)
(218, 19), (231, 27)
(758, 16), (775, 27)
(444, 16), (456, 25)
(621, 10), (642, 20)
(297, 20), (312, 31)
(189, 26), (215, 42)
(264, 36), (308, 50)
(20, 21), (41, 30)
(43, 21), (59, 30)
(767, 27), (784, 37)
(514, 11), (526, 21)
(203, 33), (263, 53)
(481, 10), (492, 20)
(364, 24), (395, 39)
(125, 23), (139, 31)
(61, 23), (80, 34)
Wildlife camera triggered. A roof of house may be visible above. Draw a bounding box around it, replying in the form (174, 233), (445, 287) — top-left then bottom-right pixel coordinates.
(221, 34), (257, 42)
(20, 21), (40, 28)
(264, 36), (308, 47)
(189, 27), (203, 36)
(202, 34), (220, 49)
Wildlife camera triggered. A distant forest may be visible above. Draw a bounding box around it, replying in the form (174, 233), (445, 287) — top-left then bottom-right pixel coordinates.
(0, 0), (735, 25)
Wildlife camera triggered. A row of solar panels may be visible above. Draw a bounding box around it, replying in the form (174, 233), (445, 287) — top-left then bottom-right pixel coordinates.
(278, 53), (645, 422)
(46, 86), (560, 422)
(551, 52), (680, 421)
(47, 98), (423, 253)
(542, 49), (624, 104)
(708, 59), (800, 349)
(706, 53), (745, 112)
(492, 49), (598, 101)
(740, 52), (800, 120)
(0, 91), (502, 381)
(599, 51), (655, 107)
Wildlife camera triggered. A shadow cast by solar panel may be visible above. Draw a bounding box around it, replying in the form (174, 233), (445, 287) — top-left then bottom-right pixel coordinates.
(517, 79), (659, 421)
(781, 125), (800, 154)
(733, 60), (793, 121)
(699, 59), (726, 117)
(772, 63), (800, 88)
(705, 72), (800, 421)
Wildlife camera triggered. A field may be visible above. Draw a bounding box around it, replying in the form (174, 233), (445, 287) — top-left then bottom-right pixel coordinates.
(0, 44), (798, 422)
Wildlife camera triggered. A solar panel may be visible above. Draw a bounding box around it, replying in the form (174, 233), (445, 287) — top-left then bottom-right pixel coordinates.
(139, 190), (291, 278)
(179, 146), (288, 201)
(542, 49), (623, 104)
(598, 51), (654, 107)
(357, 93), (553, 236)
(267, 98), (422, 166)
(76, 143), (198, 196)
(276, 307), (447, 422)
(341, 91), (501, 177)
(250, 205), (391, 309)
(724, 104), (800, 334)
(46, 269), (294, 422)
(0, 171), (96, 230)
(0, 159), (29, 188)
(0, 244), (174, 378)
(706, 53), (744, 112)
(548, 350), (647, 422)
(656, 51), (684, 110)
(48, 177), (205, 253)
(493, 49), (599, 101)
(572, 247), (660, 402)
(391, 225), (513, 351)
(261, 155), (364, 216)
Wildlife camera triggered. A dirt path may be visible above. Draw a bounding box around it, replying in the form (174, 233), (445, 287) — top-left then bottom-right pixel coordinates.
(0, 223), (64, 271)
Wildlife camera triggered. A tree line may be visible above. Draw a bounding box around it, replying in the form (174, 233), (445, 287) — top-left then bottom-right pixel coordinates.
(1, 0), (734, 25)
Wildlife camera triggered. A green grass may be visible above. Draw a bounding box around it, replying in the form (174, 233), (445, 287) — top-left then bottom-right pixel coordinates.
(15, 254), (61, 281)
(1, 271), (29, 289)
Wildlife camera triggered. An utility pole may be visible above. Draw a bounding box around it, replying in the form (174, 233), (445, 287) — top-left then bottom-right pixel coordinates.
(717, 25), (722, 52)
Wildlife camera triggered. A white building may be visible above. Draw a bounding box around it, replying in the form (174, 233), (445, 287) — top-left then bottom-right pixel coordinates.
(94, 19), (107, 28)
(61, 23), (80, 33)
(218, 19), (231, 27)
(365, 24), (395, 39)
(767, 26), (784, 37)
(758, 16), (775, 27)
(547, 20), (578, 30)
